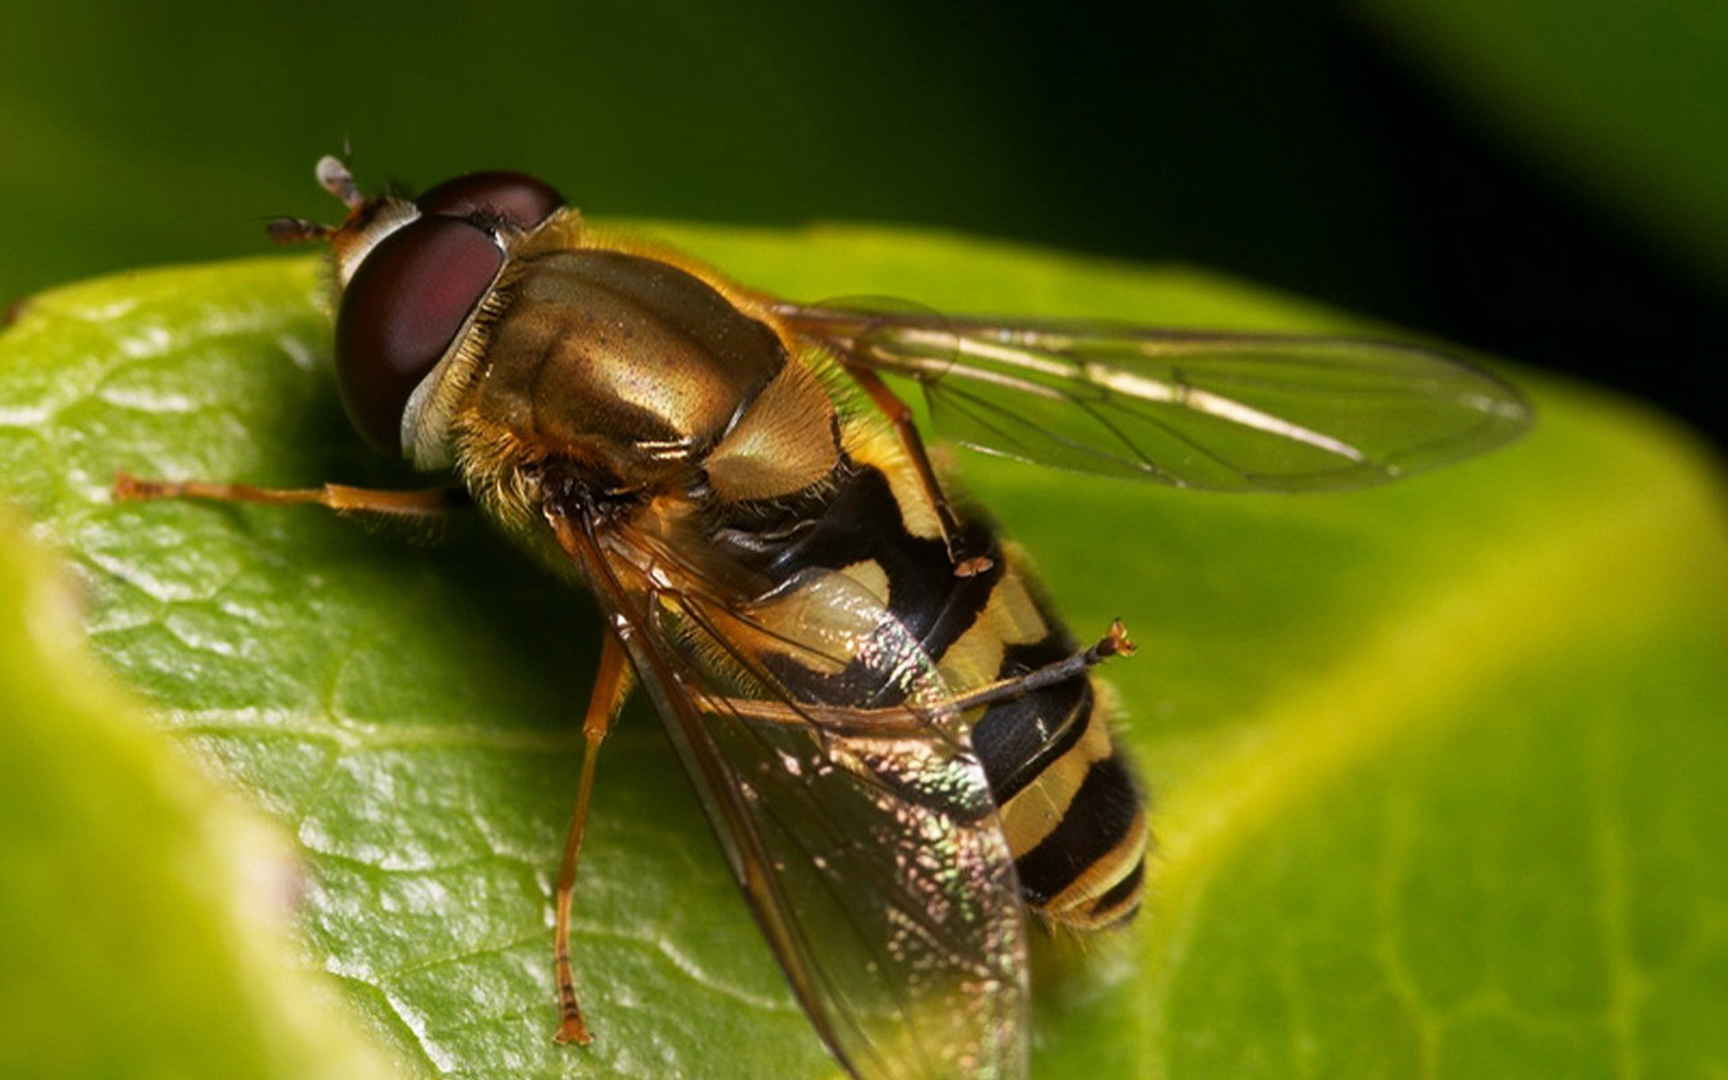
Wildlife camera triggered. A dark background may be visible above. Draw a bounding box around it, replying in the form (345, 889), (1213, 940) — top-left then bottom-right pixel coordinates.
(2, 1), (1723, 451)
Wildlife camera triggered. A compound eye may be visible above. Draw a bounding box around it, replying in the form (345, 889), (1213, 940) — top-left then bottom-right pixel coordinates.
(415, 170), (565, 230)
(335, 216), (503, 452)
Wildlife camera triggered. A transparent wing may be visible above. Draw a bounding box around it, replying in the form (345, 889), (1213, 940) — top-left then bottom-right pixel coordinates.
(773, 303), (1532, 491)
(549, 512), (1028, 1080)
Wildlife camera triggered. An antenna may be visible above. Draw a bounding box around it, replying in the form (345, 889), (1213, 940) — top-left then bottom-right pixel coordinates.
(316, 155), (365, 211)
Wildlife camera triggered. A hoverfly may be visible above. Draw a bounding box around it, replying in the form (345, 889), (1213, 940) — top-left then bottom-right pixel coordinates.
(114, 157), (1530, 1080)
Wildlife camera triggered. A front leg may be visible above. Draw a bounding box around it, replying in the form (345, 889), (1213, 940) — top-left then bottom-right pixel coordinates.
(113, 472), (464, 519)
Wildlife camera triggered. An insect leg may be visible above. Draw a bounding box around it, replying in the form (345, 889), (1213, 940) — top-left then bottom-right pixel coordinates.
(553, 630), (633, 1046)
(112, 472), (462, 517)
(840, 365), (993, 577)
(703, 620), (1136, 733)
(947, 619), (1135, 712)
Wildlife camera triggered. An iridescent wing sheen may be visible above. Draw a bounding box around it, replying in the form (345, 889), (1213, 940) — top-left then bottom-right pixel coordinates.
(548, 512), (1029, 1080)
(772, 303), (1532, 491)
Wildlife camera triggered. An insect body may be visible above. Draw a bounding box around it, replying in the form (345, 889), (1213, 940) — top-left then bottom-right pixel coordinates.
(117, 158), (1530, 1080)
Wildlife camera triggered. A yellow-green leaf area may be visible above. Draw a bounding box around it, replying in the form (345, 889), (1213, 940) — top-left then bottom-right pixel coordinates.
(0, 507), (395, 1078)
(0, 222), (1722, 1078)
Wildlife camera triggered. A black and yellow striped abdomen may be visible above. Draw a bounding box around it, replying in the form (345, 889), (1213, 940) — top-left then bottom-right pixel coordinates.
(967, 584), (1146, 928)
(719, 416), (1148, 928)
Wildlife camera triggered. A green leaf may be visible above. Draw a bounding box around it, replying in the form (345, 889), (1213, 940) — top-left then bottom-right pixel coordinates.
(0, 514), (395, 1074)
(1357, 0), (1728, 284)
(1, 225), (1723, 1078)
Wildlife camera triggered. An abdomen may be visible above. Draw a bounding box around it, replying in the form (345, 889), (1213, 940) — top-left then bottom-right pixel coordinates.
(738, 436), (1149, 928)
(949, 549), (1148, 928)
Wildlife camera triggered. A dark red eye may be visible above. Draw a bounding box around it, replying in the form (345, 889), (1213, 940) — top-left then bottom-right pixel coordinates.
(335, 216), (503, 452)
(415, 171), (564, 230)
